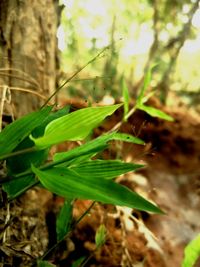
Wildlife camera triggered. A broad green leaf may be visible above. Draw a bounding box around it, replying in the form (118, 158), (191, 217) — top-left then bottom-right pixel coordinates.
(37, 260), (56, 267)
(56, 199), (73, 241)
(2, 175), (36, 200)
(71, 160), (144, 179)
(31, 104), (122, 149)
(32, 106), (70, 138)
(122, 79), (129, 121)
(137, 66), (154, 105)
(95, 224), (107, 248)
(0, 106), (52, 159)
(6, 107), (70, 174)
(137, 104), (174, 121)
(182, 234), (200, 267)
(32, 165), (163, 214)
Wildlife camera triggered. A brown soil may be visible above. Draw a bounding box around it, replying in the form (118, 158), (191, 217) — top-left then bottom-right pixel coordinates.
(1, 98), (200, 266)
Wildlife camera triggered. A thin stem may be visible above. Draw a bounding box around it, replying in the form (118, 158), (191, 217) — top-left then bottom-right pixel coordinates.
(74, 201), (96, 226)
(0, 146), (37, 161)
(41, 46), (109, 108)
(0, 86), (52, 103)
(80, 253), (94, 267)
(37, 201), (96, 263)
(109, 105), (137, 132)
(0, 143), (102, 184)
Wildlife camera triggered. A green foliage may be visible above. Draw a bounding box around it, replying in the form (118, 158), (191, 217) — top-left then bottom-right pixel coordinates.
(137, 66), (153, 106)
(136, 66), (174, 122)
(53, 132), (144, 165)
(182, 234), (200, 267)
(0, 106), (52, 159)
(0, 102), (168, 264)
(37, 260), (56, 267)
(31, 165), (162, 213)
(111, 132), (144, 144)
(3, 175), (37, 200)
(95, 224), (107, 248)
(71, 160), (144, 179)
(71, 257), (86, 267)
(56, 199), (73, 241)
(30, 104), (122, 149)
(122, 78), (130, 121)
(6, 106), (70, 174)
(137, 104), (174, 121)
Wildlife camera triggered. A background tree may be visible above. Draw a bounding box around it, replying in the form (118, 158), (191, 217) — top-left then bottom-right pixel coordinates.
(144, 0), (200, 102)
(0, 0), (61, 117)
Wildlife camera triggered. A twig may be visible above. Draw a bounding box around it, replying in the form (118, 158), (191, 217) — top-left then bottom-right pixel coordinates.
(109, 106), (137, 132)
(0, 85), (8, 131)
(41, 46), (109, 108)
(0, 72), (40, 89)
(0, 67), (40, 88)
(35, 201), (96, 264)
(0, 86), (53, 104)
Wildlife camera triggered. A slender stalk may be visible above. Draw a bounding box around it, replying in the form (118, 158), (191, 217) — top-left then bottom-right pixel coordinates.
(0, 146), (37, 161)
(36, 201), (96, 264)
(0, 146), (100, 186)
(74, 201), (96, 226)
(109, 105), (137, 132)
(41, 46), (109, 108)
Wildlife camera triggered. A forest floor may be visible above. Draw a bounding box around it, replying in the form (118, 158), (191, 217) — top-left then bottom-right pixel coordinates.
(1, 98), (200, 267)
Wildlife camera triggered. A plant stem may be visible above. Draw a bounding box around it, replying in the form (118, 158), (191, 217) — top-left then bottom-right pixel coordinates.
(0, 146), (37, 161)
(0, 146), (100, 184)
(109, 105), (137, 132)
(41, 46), (109, 108)
(35, 201), (96, 264)
(74, 201), (96, 226)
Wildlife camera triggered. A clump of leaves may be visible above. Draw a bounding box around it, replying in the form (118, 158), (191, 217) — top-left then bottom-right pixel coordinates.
(0, 66), (174, 265)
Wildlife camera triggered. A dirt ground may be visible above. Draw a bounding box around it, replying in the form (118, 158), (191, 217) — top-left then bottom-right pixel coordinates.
(0, 98), (200, 267)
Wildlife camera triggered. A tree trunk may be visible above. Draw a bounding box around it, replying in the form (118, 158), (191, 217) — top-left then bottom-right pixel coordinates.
(0, 0), (59, 117)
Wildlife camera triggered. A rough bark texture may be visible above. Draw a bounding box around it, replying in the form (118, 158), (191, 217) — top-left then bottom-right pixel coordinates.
(0, 0), (59, 116)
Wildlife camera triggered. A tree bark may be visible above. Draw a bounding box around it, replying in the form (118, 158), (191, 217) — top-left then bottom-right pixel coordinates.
(0, 0), (59, 117)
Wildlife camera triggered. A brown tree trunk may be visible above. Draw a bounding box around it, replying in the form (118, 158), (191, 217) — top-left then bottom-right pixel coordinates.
(0, 0), (59, 117)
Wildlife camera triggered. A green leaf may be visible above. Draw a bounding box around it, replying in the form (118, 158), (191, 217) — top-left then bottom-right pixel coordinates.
(111, 133), (145, 145)
(95, 224), (107, 248)
(31, 104), (122, 149)
(37, 260), (56, 267)
(71, 257), (86, 267)
(53, 133), (116, 163)
(56, 199), (73, 241)
(182, 234), (200, 267)
(0, 106), (52, 159)
(122, 79), (130, 121)
(32, 165), (163, 214)
(32, 106), (70, 138)
(2, 175), (36, 200)
(137, 104), (174, 121)
(137, 66), (154, 105)
(6, 108), (70, 174)
(6, 138), (48, 174)
(71, 160), (144, 179)
(53, 132), (144, 165)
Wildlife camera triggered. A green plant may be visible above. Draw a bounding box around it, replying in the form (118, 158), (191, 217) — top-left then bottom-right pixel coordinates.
(0, 61), (174, 265)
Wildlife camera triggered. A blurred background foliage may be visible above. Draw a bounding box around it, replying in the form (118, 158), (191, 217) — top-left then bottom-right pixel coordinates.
(57, 0), (200, 110)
